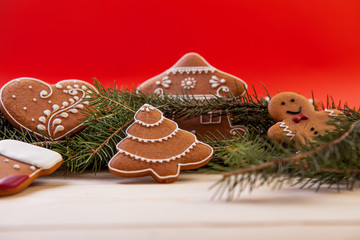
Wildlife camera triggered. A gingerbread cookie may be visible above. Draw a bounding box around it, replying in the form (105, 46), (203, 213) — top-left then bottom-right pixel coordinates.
(268, 92), (342, 144)
(0, 139), (62, 196)
(137, 52), (248, 138)
(108, 104), (213, 183)
(0, 77), (97, 140)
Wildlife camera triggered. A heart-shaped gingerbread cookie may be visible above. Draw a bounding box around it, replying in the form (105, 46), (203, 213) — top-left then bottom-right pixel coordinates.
(0, 77), (97, 140)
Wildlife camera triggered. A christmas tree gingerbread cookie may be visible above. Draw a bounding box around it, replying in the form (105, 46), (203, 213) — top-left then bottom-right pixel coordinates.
(108, 104), (213, 183)
(0, 77), (97, 140)
(268, 92), (342, 144)
(137, 52), (248, 138)
(0, 140), (63, 196)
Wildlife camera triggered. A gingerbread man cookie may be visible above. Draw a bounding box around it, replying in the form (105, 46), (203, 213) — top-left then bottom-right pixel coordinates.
(268, 92), (342, 144)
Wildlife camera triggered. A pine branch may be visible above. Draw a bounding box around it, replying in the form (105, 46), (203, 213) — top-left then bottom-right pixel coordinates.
(211, 115), (360, 201)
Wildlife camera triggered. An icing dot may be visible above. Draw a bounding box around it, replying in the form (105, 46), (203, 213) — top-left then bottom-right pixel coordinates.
(48, 100), (52, 103)
(28, 85), (32, 89)
(12, 95), (16, 98)
(13, 164), (20, 170)
(63, 90), (68, 93)
(30, 166), (36, 171)
(3, 159), (9, 163)
(33, 98), (37, 102)
(67, 86), (72, 89)
(31, 118), (35, 122)
(220, 79), (226, 83)
(23, 107), (27, 110)
(56, 84), (63, 89)
(156, 81), (161, 85)
(74, 84), (79, 88)
(82, 86), (87, 90)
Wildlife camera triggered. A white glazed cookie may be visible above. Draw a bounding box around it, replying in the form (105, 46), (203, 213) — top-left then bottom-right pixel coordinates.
(0, 77), (97, 140)
(108, 104), (213, 183)
(0, 139), (62, 196)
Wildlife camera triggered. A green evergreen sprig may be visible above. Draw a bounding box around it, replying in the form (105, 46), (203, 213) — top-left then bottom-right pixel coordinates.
(0, 78), (359, 199)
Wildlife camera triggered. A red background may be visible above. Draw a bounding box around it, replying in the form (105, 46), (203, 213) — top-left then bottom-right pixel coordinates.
(0, 0), (359, 106)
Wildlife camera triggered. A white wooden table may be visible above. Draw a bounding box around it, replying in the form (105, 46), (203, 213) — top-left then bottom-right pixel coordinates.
(1, 171), (360, 240)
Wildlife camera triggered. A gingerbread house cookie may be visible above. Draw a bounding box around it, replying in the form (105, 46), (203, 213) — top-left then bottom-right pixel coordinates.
(0, 77), (97, 140)
(0, 140), (63, 196)
(137, 53), (248, 138)
(108, 104), (213, 183)
(268, 92), (342, 144)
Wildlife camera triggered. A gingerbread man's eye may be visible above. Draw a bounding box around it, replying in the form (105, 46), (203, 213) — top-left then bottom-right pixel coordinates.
(310, 127), (314, 131)
(314, 131), (318, 135)
(290, 98), (295, 102)
(281, 101), (285, 105)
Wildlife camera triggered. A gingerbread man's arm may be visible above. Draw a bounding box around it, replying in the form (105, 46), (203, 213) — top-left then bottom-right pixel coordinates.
(268, 122), (296, 142)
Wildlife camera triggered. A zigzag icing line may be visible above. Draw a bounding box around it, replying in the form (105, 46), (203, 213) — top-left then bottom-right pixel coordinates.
(166, 66), (216, 75)
(279, 122), (295, 140)
(324, 109), (338, 117)
(128, 128), (179, 143)
(118, 140), (198, 163)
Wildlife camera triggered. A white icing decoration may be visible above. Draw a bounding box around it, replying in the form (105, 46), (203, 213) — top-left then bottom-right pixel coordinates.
(31, 118), (35, 122)
(13, 164), (20, 170)
(52, 104), (60, 112)
(69, 90), (78, 95)
(166, 66), (215, 75)
(134, 117), (163, 127)
(39, 116), (46, 123)
(60, 112), (68, 118)
(0, 77), (97, 140)
(12, 95), (16, 98)
(209, 75), (226, 88)
(154, 88), (164, 96)
(53, 125), (65, 134)
(181, 77), (196, 89)
(44, 110), (51, 117)
(278, 122), (295, 140)
(75, 104), (84, 109)
(128, 128), (178, 143)
(4, 159), (9, 163)
(83, 101), (89, 105)
(37, 124), (46, 131)
(30, 166), (36, 170)
(63, 90), (68, 93)
(82, 86), (87, 90)
(216, 86), (230, 96)
(73, 96), (79, 101)
(28, 85), (32, 89)
(325, 109), (338, 117)
(62, 101), (69, 107)
(74, 84), (79, 88)
(108, 104), (214, 180)
(0, 139), (62, 169)
(67, 86), (72, 89)
(40, 88), (52, 98)
(68, 109), (78, 113)
(23, 107), (27, 110)
(118, 140), (198, 163)
(52, 118), (62, 127)
(69, 99), (75, 104)
(33, 98), (37, 102)
(156, 76), (172, 88)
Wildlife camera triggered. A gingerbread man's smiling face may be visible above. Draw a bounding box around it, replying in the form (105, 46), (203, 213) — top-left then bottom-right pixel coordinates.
(268, 92), (315, 122)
